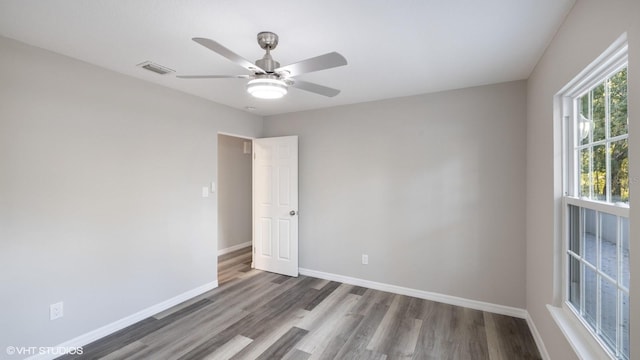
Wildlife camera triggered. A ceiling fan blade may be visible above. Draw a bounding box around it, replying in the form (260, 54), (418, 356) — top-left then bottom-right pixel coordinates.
(192, 37), (265, 74)
(276, 52), (347, 77)
(291, 79), (341, 97)
(176, 75), (251, 79)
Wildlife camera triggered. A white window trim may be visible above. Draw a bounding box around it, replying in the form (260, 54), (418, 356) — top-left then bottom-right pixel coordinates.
(549, 32), (628, 360)
(565, 196), (629, 218)
(548, 303), (614, 360)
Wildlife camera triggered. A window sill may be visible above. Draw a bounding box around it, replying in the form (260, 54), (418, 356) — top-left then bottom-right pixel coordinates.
(547, 304), (613, 360)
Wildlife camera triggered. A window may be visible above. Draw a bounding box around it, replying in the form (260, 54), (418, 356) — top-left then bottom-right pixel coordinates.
(562, 42), (629, 360)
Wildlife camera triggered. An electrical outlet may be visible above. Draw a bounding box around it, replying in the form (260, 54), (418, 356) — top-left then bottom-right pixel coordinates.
(362, 254), (369, 265)
(50, 302), (63, 320)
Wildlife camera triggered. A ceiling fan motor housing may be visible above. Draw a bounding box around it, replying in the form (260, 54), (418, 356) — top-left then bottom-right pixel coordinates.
(255, 56), (280, 73)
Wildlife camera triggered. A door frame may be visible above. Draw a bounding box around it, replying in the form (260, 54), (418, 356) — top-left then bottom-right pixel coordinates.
(216, 132), (299, 277)
(216, 132), (256, 275)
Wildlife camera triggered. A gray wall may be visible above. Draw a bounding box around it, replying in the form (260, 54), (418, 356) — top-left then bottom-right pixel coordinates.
(526, 0), (639, 358)
(217, 134), (252, 251)
(264, 81), (527, 308)
(0, 36), (263, 352)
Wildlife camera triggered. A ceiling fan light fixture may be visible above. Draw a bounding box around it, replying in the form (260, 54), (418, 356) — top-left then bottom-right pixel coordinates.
(247, 78), (288, 99)
(180, 33), (346, 98)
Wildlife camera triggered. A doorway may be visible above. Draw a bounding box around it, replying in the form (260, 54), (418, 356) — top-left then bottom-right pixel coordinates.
(217, 134), (253, 284)
(217, 133), (300, 283)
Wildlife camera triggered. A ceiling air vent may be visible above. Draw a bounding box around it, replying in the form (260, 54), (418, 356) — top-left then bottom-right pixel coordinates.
(137, 61), (175, 75)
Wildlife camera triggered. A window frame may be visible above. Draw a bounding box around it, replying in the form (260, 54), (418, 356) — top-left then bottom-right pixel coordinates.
(562, 198), (629, 358)
(558, 38), (629, 360)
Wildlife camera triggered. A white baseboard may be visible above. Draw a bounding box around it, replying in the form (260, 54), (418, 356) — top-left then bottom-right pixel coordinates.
(299, 268), (527, 318)
(526, 312), (550, 360)
(218, 241), (251, 256)
(27, 280), (218, 360)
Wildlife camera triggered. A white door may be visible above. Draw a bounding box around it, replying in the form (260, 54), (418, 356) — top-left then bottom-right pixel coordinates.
(252, 136), (298, 277)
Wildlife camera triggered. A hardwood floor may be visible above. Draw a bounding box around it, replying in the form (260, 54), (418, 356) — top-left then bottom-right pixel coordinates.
(59, 246), (541, 359)
(218, 246), (253, 285)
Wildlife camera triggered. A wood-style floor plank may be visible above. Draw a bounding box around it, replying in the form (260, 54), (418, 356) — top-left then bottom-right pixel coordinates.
(312, 312), (364, 360)
(203, 334), (252, 360)
(58, 247), (541, 360)
(484, 312), (541, 360)
(295, 292), (360, 355)
(282, 348), (312, 360)
(254, 327), (309, 360)
(310, 278), (330, 290)
(367, 294), (413, 353)
(230, 308), (308, 359)
(333, 301), (390, 359)
(99, 341), (147, 360)
(304, 281), (342, 311)
(130, 305), (249, 359)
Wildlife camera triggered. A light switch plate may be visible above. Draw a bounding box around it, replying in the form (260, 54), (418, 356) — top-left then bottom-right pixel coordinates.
(202, 187), (209, 198)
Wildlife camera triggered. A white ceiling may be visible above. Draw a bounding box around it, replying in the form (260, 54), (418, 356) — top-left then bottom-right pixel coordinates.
(0, 0), (575, 116)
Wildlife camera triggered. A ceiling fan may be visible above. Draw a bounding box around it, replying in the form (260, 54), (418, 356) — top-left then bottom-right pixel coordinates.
(177, 32), (347, 99)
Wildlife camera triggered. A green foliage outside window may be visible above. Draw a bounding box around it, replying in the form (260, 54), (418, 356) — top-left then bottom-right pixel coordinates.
(578, 68), (628, 203)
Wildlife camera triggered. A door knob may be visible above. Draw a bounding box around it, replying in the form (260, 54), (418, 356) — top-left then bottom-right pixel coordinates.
(289, 210), (297, 216)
